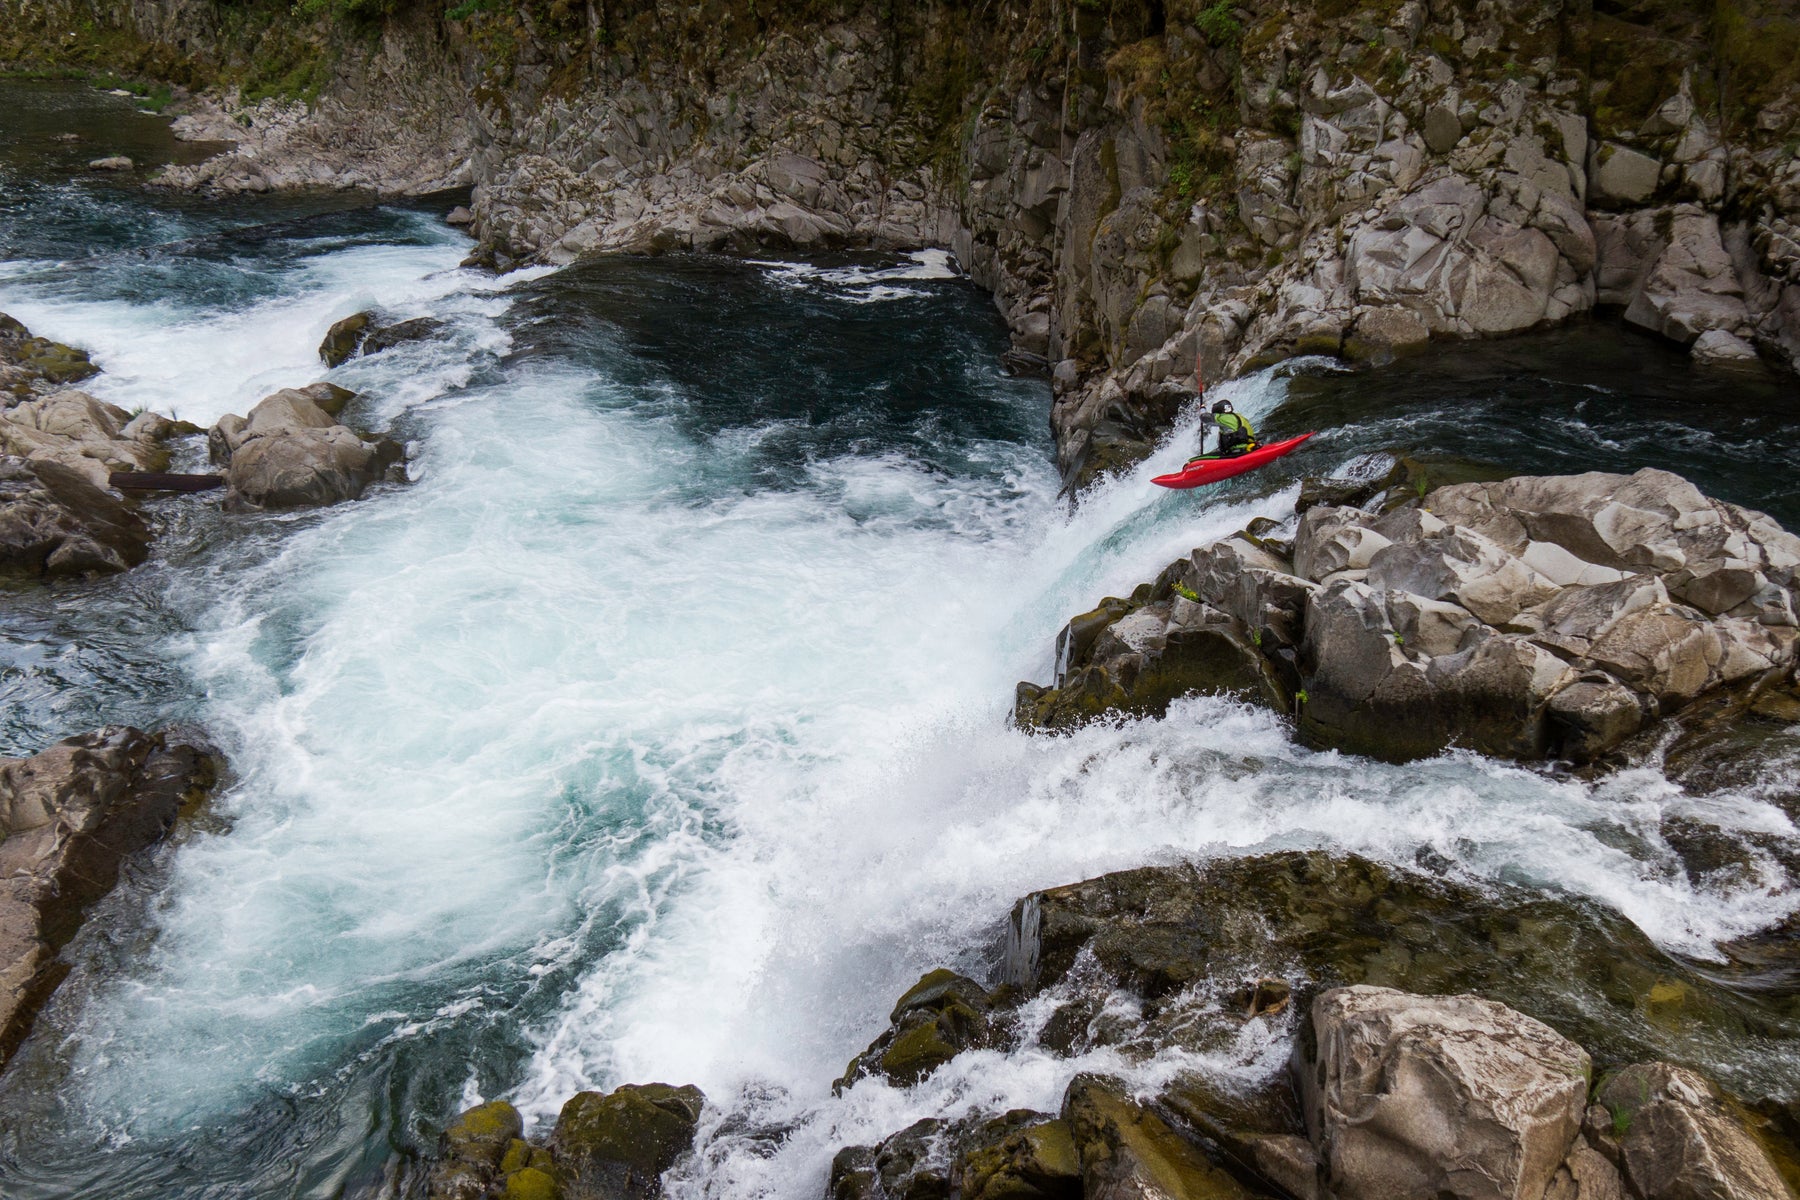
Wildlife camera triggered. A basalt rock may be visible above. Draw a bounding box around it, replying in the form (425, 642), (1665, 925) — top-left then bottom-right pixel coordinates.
(210, 387), (403, 511)
(837, 968), (996, 1090)
(0, 726), (218, 1070)
(428, 1101), (526, 1200)
(551, 1082), (705, 1200)
(1016, 468), (1800, 765)
(0, 455), (152, 576)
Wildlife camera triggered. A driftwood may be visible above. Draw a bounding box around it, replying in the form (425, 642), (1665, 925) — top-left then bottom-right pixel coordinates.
(108, 471), (225, 493)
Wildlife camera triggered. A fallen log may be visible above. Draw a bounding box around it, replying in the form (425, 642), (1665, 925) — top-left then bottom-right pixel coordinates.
(108, 471), (225, 493)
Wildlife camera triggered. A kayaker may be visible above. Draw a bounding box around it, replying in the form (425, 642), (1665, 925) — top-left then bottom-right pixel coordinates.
(1189, 377), (1257, 462)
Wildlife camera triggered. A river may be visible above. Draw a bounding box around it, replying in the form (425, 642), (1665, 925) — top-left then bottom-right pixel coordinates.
(0, 81), (1795, 1199)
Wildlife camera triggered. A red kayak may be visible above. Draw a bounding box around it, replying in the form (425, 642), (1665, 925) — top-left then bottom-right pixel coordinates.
(1152, 432), (1316, 490)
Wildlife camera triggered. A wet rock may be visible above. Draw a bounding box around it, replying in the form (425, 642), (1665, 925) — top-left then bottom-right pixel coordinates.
(0, 727), (218, 1069)
(320, 311), (375, 367)
(446, 206), (475, 226)
(213, 388), (403, 511)
(999, 851), (1784, 1077)
(0, 455), (151, 576)
(838, 968), (993, 1089)
(86, 155), (133, 171)
(1018, 468), (1800, 764)
(1063, 1074), (1254, 1199)
(1590, 1063), (1795, 1200)
(830, 1119), (953, 1200)
(428, 1100), (525, 1200)
(0, 314), (99, 396)
(361, 317), (447, 356)
(1691, 329), (1761, 365)
(953, 1111), (1081, 1200)
(1301, 986), (1591, 1200)
(550, 1082), (704, 1200)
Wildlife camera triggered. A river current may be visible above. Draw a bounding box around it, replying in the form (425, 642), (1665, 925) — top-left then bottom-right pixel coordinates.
(0, 83), (1797, 1198)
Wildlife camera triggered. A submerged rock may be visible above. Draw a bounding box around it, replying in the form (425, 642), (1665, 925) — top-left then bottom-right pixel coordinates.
(0, 455), (151, 576)
(0, 727), (217, 1069)
(1017, 468), (1800, 765)
(210, 387), (402, 511)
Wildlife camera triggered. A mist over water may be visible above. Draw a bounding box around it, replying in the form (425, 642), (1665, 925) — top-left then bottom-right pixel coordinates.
(0, 82), (1797, 1200)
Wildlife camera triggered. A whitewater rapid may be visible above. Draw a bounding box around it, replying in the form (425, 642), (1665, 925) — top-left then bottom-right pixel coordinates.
(0, 183), (1795, 1199)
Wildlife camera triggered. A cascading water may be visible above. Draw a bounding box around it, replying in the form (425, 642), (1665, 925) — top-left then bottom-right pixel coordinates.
(0, 82), (1796, 1200)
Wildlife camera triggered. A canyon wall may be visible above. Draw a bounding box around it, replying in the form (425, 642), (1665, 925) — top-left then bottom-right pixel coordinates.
(5, 0), (1799, 488)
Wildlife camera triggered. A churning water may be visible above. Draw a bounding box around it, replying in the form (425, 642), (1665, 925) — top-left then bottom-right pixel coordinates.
(0, 82), (1796, 1199)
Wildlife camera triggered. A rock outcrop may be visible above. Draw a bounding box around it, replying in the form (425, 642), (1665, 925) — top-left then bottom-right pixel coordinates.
(821, 853), (1799, 1200)
(0, 455), (153, 577)
(0, 312), (98, 398)
(428, 1083), (705, 1200)
(0, 726), (218, 1069)
(318, 312), (445, 367)
(1017, 467), (1800, 765)
(0, 390), (189, 490)
(208, 384), (401, 512)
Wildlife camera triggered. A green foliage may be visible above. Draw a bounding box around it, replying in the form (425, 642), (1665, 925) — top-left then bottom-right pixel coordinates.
(1172, 580), (1201, 602)
(1194, 0), (1242, 46)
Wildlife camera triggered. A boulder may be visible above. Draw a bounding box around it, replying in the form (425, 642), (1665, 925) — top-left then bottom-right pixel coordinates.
(319, 311), (375, 367)
(1301, 986), (1591, 1200)
(446, 206), (475, 226)
(1589, 1063), (1796, 1200)
(0, 455), (151, 576)
(224, 424), (401, 511)
(86, 155), (133, 171)
(830, 1118), (955, 1200)
(0, 390), (173, 488)
(954, 1111), (1082, 1200)
(1063, 1075), (1254, 1200)
(0, 727), (217, 1068)
(361, 316), (447, 356)
(0, 313), (98, 395)
(427, 1101), (525, 1200)
(1590, 144), (1662, 207)
(212, 387), (403, 511)
(550, 1082), (705, 1200)
(837, 968), (993, 1089)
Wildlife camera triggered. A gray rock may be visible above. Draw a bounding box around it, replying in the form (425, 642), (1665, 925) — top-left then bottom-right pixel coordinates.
(1302, 986), (1591, 1200)
(86, 156), (133, 171)
(1622, 209), (1751, 345)
(1423, 104), (1463, 154)
(1590, 1063), (1795, 1200)
(214, 388), (403, 511)
(1691, 329), (1760, 364)
(1591, 144), (1662, 207)
(0, 455), (151, 576)
(0, 727), (217, 1068)
(445, 206), (474, 226)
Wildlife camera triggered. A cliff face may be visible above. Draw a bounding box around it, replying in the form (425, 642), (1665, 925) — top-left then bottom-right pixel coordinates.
(6, 0), (1800, 488)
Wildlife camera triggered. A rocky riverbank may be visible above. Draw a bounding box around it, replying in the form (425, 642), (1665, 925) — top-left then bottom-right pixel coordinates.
(426, 850), (1800, 1200)
(0, 726), (217, 1069)
(1017, 463), (1800, 765)
(6, 0), (1800, 491)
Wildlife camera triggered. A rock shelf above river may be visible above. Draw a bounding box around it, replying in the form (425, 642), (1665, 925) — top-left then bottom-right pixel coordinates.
(1017, 466), (1800, 764)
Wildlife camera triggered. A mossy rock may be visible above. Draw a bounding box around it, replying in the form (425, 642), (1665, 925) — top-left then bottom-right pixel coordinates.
(1003, 852), (1800, 1084)
(839, 969), (994, 1089)
(551, 1082), (705, 1197)
(501, 1165), (561, 1200)
(1063, 1075), (1253, 1199)
(954, 1111), (1081, 1200)
(319, 310), (374, 367)
(441, 1100), (524, 1168)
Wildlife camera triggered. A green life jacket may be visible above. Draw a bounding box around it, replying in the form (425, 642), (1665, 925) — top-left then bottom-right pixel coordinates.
(1213, 410), (1256, 453)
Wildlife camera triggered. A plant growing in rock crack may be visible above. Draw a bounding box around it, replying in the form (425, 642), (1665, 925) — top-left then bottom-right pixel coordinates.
(1171, 580), (1200, 602)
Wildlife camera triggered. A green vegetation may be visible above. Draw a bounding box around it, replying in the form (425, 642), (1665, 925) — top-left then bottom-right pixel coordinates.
(1194, 0), (1242, 46)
